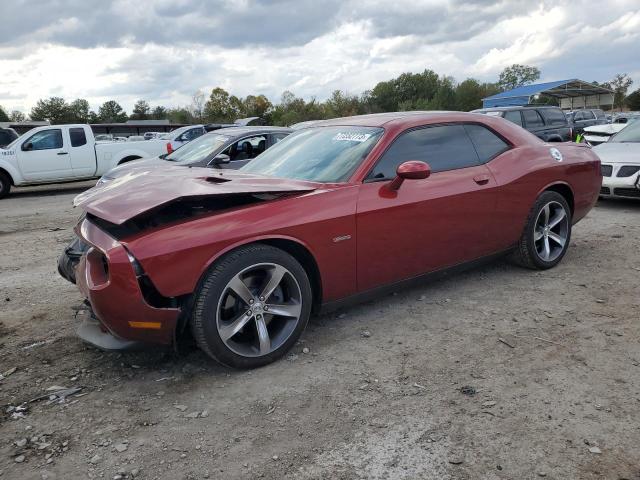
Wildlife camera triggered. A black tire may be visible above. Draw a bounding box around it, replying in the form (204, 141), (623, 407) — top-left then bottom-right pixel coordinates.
(191, 244), (312, 369)
(0, 171), (11, 199)
(514, 191), (572, 270)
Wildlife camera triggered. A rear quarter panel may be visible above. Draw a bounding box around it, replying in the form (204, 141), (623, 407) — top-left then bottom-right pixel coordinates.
(123, 186), (359, 302)
(486, 143), (600, 249)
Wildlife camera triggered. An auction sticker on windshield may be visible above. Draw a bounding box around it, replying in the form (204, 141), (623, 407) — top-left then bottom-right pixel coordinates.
(333, 132), (372, 142)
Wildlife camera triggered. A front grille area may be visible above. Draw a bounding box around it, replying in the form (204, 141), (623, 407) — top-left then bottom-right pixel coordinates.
(617, 165), (640, 177)
(600, 187), (611, 195)
(601, 164), (613, 177)
(614, 188), (640, 198)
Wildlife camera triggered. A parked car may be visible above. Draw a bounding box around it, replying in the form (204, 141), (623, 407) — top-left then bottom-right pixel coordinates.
(57, 126), (293, 282)
(161, 125), (206, 152)
(94, 126), (292, 186)
(472, 106), (572, 142)
(143, 132), (164, 140)
(583, 115), (640, 146)
(564, 109), (608, 137)
(0, 127), (18, 147)
(65, 111), (600, 368)
(0, 124), (168, 198)
(594, 120), (640, 199)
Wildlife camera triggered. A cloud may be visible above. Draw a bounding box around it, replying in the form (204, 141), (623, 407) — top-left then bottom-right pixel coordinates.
(0, 0), (638, 113)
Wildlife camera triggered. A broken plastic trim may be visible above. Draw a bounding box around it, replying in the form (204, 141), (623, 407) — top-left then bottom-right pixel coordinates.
(123, 246), (177, 309)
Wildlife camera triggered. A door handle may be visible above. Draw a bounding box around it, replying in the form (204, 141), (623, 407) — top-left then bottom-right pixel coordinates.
(473, 174), (490, 185)
(57, 152), (68, 155)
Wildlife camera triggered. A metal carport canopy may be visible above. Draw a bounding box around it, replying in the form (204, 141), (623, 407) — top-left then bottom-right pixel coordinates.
(482, 79), (614, 109)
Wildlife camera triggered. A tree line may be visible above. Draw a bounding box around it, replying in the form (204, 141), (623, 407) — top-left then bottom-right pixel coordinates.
(1, 65), (637, 126)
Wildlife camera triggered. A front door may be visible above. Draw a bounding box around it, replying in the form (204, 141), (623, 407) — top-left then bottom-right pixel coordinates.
(356, 123), (503, 292)
(18, 128), (73, 181)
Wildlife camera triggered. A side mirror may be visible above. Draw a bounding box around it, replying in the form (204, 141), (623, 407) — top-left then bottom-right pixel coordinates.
(22, 142), (33, 151)
(388, 161), (431, 190)
(211, 153), (230, 165)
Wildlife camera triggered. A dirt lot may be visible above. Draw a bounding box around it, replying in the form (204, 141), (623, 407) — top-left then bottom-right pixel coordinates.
(0, 182), (639, 480)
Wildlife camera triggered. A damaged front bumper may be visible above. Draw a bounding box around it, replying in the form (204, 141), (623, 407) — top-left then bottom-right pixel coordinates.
(57, 237), (90, 284)
(74, 218), (181, 350)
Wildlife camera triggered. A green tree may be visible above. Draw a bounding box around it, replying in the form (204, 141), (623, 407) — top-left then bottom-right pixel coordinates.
(0, 105), (9, 122)
(9, 110), (26, 122)
(166, 107), (193, 124)
(498, 64), (541, 91)
(324, 90), (362, 118)
(625, 88), (640, 110)
(130, 100), (151, 120)
(203, 87), (236, 122)
(30, 97), (71, 123)
(68, 99), (90, 123)
(609, 73), (633, 110)
(243, 94), (272, 118)
(98, 100), (128, 123)
(455, 78), (484, 111)
(151, 106), (168, 120)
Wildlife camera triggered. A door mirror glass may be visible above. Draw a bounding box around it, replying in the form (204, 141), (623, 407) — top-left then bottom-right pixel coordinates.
(389, 161), (431, 190)
(23, 142), (33, 151)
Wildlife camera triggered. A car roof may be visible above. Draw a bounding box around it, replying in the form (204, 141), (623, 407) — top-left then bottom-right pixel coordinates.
(473, 106), (562, 112)
(310, 111), (520, 128)
(209, 126), (292, 137)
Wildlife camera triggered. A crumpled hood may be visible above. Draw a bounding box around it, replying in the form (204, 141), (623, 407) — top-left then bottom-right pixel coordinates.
(74, 165), (319, 225)
(593, 142), (640, 165)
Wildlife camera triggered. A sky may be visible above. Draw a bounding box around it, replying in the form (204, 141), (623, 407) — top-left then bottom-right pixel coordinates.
(0, 0), (639, 114)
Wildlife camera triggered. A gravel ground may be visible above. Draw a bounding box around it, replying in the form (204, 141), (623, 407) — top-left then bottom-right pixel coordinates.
(0, 182), (639, 480)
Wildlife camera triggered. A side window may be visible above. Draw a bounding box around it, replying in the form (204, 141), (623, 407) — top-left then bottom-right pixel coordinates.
(540, 109), (567, 126)
(368, 124), (480, 180)
(23, 129), (63, 151)
(0, 131), (8, 144)
(594, 109), (605, 119)
(230, 135), (267, 161)
(463, 124), (509, 163)
(70, 128), (87, 147)
(522, 110), (544, 128)
(503, 110), (523, 126)
(272, 133), (289, 143)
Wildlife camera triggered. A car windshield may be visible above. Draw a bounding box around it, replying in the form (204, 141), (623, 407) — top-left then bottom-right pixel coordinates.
(610, 120), (640, 143)
(241, 126), (384, 182)
(165, 134), (230, 162)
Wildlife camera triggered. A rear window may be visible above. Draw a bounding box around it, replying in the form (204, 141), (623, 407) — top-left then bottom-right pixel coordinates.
(503, 110), (523, 126)
(522, 109), (544, 128)
(540, 108), (568, 126)
(70, 128), (87, 147)
(463, 124), (510, 163)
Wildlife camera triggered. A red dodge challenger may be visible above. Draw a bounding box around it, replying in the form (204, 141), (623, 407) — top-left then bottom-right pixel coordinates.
(70, 112), (601, 368)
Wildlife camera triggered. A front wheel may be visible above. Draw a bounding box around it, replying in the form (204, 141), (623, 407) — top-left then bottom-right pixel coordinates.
(0, 171), (11, 199)
(191, 244), (312, 368)
(514, 191), (572, 270)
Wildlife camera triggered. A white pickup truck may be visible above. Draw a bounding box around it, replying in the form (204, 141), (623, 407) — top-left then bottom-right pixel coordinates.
(0, 124), (169, 198)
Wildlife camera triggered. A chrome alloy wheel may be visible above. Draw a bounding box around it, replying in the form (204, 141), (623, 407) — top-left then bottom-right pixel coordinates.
(216, 263), (302, 357)
(533, 201), (569, 262)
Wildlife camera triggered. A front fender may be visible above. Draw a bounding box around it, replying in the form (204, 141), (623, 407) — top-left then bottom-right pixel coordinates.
(0, 157), (23, 185)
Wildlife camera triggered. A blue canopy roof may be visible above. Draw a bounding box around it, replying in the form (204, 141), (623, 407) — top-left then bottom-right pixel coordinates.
(482, 79), (613, 108)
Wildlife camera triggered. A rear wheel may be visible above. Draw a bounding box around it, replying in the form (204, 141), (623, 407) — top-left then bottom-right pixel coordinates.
(0, 171), (11, 199)
(514, 191), (572, 270)
(191, 244), (312, 368)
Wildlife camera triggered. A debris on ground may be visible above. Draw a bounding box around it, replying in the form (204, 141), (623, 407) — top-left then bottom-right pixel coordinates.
(0, 366), (17, 380)
(460, 385), (476, 396)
